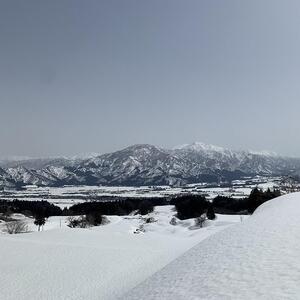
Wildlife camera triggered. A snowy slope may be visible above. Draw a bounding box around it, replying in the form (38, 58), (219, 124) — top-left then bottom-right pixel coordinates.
(1, 142), (300, 187)
(124, 193), (300, 300)
(0, 207), (242, 300)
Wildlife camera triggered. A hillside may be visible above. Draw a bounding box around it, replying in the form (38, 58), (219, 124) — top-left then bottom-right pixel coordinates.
(0, 206), (241, 300)
(125, 193), (300, 299)
(1, 143), (300, 188)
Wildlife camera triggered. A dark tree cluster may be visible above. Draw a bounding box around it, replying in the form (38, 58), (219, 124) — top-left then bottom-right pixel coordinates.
(0, 199), (62, 218)
(0, 187), (281, 226)
(212, 196), (250, 214)
(0, 197), (167, 221)
(0, 199), (61, 231)
(212, 188), (281, 214)
(247, 187), (281, 213)
(67, 211), (105, 228)
(171, 195), (214, 220)
(138, 200), (154, 215)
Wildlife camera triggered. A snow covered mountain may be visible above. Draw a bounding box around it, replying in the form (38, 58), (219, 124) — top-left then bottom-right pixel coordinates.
(1, 143), (300, 188)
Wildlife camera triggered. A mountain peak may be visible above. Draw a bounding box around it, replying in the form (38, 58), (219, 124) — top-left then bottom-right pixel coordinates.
(123, 144), (164, 153)
(0, 142), (297, 188)
(173, 142), (226, 153)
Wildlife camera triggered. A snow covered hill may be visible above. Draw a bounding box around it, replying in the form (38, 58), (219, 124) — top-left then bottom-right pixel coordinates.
(1, 143), (300, 188)
(0, 206), (242, 300)
(1, 193), (298, 299)
(124, 193), (300, 300)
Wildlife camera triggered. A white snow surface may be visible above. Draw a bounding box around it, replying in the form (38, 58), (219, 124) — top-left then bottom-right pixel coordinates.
(124, 192), (300, 300)
(0, 206), (242, 300)
(173, 142), (226, 153)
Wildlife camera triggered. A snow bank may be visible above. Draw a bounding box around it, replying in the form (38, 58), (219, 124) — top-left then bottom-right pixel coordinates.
(124, 193), (300, 299)
(0, 206), (241, 300)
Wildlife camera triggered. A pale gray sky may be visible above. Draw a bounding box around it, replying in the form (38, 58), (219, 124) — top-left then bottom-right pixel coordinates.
(1, 0), (300, 157)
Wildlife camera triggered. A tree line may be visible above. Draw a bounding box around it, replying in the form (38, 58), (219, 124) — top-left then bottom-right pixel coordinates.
(0, 188), (281, 223)
(212, 188), (281, 214)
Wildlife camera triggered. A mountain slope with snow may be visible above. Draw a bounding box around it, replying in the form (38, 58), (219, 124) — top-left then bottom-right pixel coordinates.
(1, 143), (300, 187)
(125, 193), (300, 300)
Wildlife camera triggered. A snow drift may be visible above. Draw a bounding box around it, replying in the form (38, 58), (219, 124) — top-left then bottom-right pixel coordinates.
(0, 206), (241, 300)
(124, 193), (300, 299)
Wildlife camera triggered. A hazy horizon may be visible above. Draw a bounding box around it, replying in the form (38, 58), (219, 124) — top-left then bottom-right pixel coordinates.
(0, 141), (294, 160)
(2, 1), (300, 157)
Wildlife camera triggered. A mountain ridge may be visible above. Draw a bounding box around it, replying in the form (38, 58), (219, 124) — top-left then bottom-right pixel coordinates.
(0, 142), (299, 188)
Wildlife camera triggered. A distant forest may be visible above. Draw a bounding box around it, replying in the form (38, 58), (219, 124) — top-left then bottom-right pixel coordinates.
(0, 188), (281, 221)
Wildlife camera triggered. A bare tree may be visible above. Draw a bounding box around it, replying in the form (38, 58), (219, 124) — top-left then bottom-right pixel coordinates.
(5, 220), (28, 234)
(67, 216), (88, 228)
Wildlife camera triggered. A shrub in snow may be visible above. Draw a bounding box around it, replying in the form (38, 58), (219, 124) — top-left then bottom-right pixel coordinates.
(194, 214), (207, 228)
(169, 217), (177, 226)
(101, 216), (110, 225)
(67, 213), (108, 228)
(134, 224), (145, 234)
(67, 216), (88, 228)
(86, 211), (103, 226)
(5, 220), (28, 234)
(144, 217), (156, 223)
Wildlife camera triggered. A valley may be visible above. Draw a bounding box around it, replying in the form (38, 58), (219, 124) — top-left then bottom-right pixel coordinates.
(0, 175), (284, 208)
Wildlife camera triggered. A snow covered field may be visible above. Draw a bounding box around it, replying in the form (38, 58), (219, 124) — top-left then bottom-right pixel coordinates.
(0, 176), (280, 208)
(125, 193), (300, 300)
(0, 206), (243, 300)
(2, 185), (296, 300)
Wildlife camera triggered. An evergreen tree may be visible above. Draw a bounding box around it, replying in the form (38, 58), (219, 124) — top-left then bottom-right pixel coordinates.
(207, 205), (216, 220)
(248, 187), (263, 213)
(34, 215), (46, 231)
